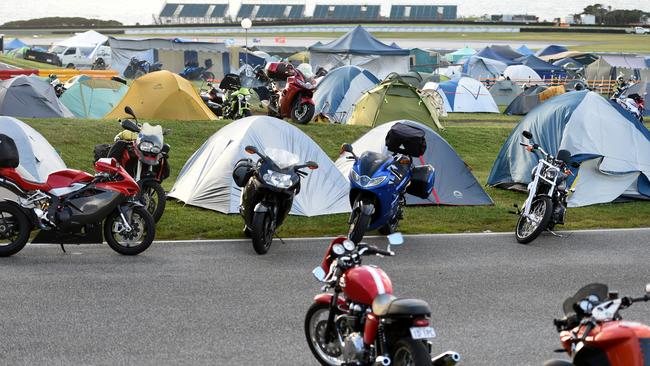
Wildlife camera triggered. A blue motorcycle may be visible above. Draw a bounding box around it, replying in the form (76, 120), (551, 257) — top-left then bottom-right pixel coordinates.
(341, 123), (435, 243)
(179, 59), (215, 81)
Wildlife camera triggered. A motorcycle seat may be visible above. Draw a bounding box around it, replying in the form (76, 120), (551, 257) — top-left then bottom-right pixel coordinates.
(0, 168), (92, 192)
(372, 294), (431, 317)
(0, 167), (49, 191)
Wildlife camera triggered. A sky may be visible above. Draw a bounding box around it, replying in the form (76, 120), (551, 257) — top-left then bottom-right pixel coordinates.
(0, 0), (648, 25)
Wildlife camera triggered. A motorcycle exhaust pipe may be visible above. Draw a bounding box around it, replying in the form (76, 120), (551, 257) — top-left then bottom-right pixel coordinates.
(375, 355), (391, 366)
(431, 351), (461, 366)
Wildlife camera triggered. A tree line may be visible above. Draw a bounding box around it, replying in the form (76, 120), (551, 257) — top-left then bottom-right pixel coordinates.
(1, 17), (122, 28)
(580, 4), (649, 25)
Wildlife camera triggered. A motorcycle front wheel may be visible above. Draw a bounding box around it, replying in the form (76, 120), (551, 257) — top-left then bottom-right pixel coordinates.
(515, 196), (553, 244)
(348, 203), (371, 244)
(251, 211), (273, 255)
(391, 338), (431, 366)
(0, 202), (30, 257)
(304, 302), (344, 366)
(291, 101), (315, 124)
(104, 206), (155, 255)
(140, 181), (166, 222)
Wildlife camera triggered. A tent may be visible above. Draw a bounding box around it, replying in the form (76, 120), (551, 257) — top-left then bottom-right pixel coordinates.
(168, 116), (350, 216)
(63, 74), (91, 89)
(541, 51), (598, 65)
(518, 55), (566, 79)
(54, 30), (108, 48)
(105, 71), (217, 121)
(435, 77), (499, 113)
(347, 78), (443, 129)
(585, 55), (649, 81)
(0, 116), (66, 182)
(410, 48), (440, 73)
(462, 56), (507, 80)
(0, 76), (74, 118)
(536, 45), (568, 57)
(308, 26), (410, 79)
(6, 46), (30, 59)
(489, 79), (523, 106)
(516, 45), (535, 56)
(504, 85), (548, 115)
(4, 39), (28, 51)
(420, 82), (448, 117)
(475, 45), (522, 65)
(313, 65), (379, 124)
(488, 91), (650, 207)
(622, 82), (650, 116)
(60, 79), (129, 119)
(335, 120), (493, 206)
(503, 65), (542, 82)
(445, 46), (476, 63)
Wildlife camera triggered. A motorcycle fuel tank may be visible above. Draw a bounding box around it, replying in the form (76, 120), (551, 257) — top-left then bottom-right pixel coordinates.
(342, 265), (393, 305)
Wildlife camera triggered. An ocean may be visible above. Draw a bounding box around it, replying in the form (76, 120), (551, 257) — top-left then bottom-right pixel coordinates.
(0, 0), (648, 26)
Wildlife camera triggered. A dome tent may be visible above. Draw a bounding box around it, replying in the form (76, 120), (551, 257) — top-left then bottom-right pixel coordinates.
(313, 65), (379, 124)
(505, 85), (566, 115)
(503, 65), (542, 81)
(347, 78), (443, 129)
(488, 91), (650, 207)
(536, 44), (568, 57)
(169, 116), (350, 216)
(335, 120), (493, 206)
(60, 79), (129, 119)
(518, 55), (566, 79)
(516, 45), (535, 56)
(0, 76), (74, 118)
(462, 56), (507, 80)
(445, 46), (476, 63)
(435, 77), (499, 113)
(0, 116), (66, 182)
(105, 70), (216, 121)
(489, 79), (523, 106)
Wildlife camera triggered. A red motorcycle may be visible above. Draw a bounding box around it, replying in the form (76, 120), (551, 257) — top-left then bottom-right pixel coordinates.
(0, 134), (156, 257)
(305, 233), (460, 366)
(545, 283), (650, 366)
(263, 62), (316, 124)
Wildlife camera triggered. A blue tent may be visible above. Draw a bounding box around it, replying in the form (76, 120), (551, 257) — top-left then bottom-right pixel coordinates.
(488, 91), (650, 207)
(536, 45), (568, 57)
(475, 45), (522, 65)
(309, 26), (408, 55)
(5, 38), (28, 51)
(313, 65), (379, 123)
(516, 45), (535, 56)
(462, 56), (507, 79)
(435, 77), (499, 113)
(518, 55), (566, 79)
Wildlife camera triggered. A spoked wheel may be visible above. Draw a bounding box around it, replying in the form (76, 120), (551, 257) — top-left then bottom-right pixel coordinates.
(391, 338), (432, 366)
(139, 181), (166, 222)
(304, 303), (344, 366)
(104, 206), (155, 255)
(0, 203), (30, 257)
(515, 196), (553, 244)
(292, 101), (315, 124)
(251, 211), (273, 255)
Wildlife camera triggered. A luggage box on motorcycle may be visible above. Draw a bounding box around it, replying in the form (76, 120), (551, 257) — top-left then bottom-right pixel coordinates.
(219, 74), (241, 91)
(0, 134), (19, 168)
(233, 158), (255, 187)
(406, 165), (435, 199)
(266, 62), (293, 80)
(385, 123), (427, 157)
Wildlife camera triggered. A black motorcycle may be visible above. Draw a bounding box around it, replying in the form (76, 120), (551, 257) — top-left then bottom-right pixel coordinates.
(232, 145), (318, 254)
(123, 57), (163, 79)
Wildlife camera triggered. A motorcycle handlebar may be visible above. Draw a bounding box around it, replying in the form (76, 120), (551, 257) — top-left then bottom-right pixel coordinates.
(364, 245), (394, 257)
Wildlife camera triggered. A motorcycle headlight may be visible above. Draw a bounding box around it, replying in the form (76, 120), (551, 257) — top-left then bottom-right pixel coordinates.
(545, 167), (559, 180)
(262, 170), (293, 189)
(139, 141), (154, 152)
(350, 169), (386, 187)
(245, 95), (251, 101)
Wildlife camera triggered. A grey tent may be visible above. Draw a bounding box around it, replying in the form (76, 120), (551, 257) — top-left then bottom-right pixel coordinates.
(169, 116), (350, 216)
(489, 79), (523, 106)
(0, 116), (66, 182)
(335, 120), (493, 206)
(0, 76), (74, 118)
(504, 85), (548, 115)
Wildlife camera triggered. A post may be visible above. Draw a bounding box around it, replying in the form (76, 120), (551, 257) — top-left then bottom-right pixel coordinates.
(240, 18), (252, 67)
(245, 29), (248, 66)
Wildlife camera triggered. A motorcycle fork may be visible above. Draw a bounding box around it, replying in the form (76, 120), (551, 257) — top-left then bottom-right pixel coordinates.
(324, 291), (340, 344)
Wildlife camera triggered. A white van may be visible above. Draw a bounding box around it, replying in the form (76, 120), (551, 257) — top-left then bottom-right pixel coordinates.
(50, 45), (112, 69)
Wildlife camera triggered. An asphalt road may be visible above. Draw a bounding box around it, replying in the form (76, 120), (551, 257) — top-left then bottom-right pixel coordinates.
(1, 229), (649, 365)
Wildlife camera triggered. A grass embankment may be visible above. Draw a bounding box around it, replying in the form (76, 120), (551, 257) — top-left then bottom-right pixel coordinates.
(0, 55), (62, 70)
(24, 117), (650, 240)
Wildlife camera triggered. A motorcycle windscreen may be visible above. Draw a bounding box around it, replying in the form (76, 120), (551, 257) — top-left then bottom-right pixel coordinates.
(139, 123), (164, 149)
(562, 283), (608, 316)
(265, 148), (300, 169)
(356, 151), (392, 177)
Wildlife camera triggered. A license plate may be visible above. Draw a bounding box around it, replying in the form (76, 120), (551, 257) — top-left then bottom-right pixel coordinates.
(409, 326), (436, 340)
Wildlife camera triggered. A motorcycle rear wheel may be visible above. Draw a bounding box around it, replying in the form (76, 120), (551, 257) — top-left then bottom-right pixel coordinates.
(251, 211), (273, 255)
(292, 101), (315, 124)
(392, 338), (431, 366)
(0, 203), (30, 257)
(348, 208), (371, 244)
(104, 206), (155, 255)
(515, 196), (553, 244)
(304, 302), (344, 366)
(140, 181), (166, 223)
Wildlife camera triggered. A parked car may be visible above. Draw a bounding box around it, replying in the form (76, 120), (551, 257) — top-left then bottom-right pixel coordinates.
(634, 26), (649, 34)
(50, 45), (112, 69)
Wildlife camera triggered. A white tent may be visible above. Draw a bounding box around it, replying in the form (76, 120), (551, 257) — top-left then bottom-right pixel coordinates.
(55, 30), (108, 48)
(503, 65), (542, 82)
(434, 77), (499, 113)
(0, 116), (66, 182)
(169, 116), (350, 216)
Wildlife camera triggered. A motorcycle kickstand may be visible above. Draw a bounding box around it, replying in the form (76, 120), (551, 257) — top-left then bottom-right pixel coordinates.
(59, 243), (66, 253)
(273, 233), (286, 245)
(547, 229), (565, 238)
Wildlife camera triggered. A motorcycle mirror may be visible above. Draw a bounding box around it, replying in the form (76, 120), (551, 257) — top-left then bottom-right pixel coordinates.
(124, 106), (137, 120)
(245, 145), (258, 155)
(120, 119), (140, 133)
(522, 130), (533, 139)
(387, 232), (404, 246)
(306, 161), (318, 170)
(340, 143), (354, 154)
(312, 267), (326, 282)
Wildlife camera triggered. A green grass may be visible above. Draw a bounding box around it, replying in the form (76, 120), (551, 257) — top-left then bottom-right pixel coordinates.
(0, 55), (62, 70)
(21, 116), (650, 240)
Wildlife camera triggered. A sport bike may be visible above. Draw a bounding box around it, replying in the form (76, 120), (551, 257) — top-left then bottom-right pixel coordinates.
(179, 59), (215, 81)
(232, 145), (318, 254)
(342, 123), (434, 244)
(305, 233), (460, 366)
(545, 283), (650, 366)
(611, 77), (645, 122)
(123, 57), (162, 79)
(515, 130), (572, 244)
(0, 134), (155, 256)
(260, 62), (316, 124)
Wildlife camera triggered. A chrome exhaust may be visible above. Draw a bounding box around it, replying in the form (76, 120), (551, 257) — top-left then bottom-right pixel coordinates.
(431, 351), (461, 366)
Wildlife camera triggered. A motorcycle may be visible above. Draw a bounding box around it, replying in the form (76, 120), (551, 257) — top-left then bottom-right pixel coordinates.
(218, 73), (253, 120)
(123, 57), (162, 79)
(611, 77), (645, 122)
(49, 74), (65, 98)
(179, 59), (215, 81)
(94, 107), (170, 222)
(0, 134), (155, 257)
(92, 57), (107, 70)
(514, 130), (573, 244)
(545, 283), (650, 366)
(199, 82), (225, 116)
(262, 62), (317, 124)
(342, 123), (434, 244)
(305, 233), (461, 366)
(232, 145), (318, 254)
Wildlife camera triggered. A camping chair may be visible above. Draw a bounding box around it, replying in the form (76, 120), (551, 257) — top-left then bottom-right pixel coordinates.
(317, 101), (348, 124)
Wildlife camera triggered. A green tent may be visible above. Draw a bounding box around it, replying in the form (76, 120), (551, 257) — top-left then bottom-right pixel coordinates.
(347, 79), (443, 129)
(60, 79), (129, 119)
(445, 46), (476, 63)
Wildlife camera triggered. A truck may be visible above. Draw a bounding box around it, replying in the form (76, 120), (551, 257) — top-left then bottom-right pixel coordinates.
(49, 45), (112, 69)
(634, 26), (650, 35)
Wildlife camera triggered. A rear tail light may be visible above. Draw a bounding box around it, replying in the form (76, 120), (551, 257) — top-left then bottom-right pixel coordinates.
(413, 318), (429, 327)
